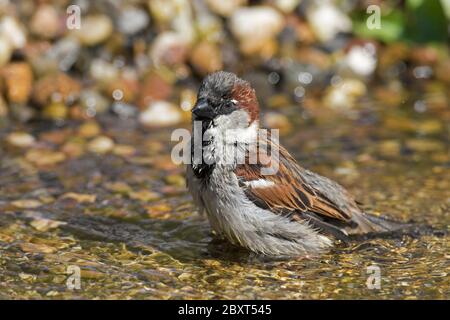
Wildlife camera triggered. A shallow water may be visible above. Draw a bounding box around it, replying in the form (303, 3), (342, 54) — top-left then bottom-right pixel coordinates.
(0, 100), (449, 299)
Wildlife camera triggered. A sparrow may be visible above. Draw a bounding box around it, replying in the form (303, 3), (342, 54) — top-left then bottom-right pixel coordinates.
(187, 71), (404, 257)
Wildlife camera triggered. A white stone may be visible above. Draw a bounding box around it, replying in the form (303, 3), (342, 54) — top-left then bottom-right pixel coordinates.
(230, 6), (284, 42)
(149, 32), (188, 67)
(139, 101), (182, 127)
(118, 7), (150, 35)
(345, 44), (377, 77)
(205, 0), (247, 17)
(6, 132), (36, 148)
(72, 15), (113, 46)
(306, 1), (352, 42)
(0, 16), (27, 49)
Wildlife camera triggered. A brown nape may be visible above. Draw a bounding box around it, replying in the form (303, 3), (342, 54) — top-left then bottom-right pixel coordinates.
(231, 82), (259, 123)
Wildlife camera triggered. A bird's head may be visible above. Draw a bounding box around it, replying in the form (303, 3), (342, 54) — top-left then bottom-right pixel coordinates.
(192, 71), (259, 128)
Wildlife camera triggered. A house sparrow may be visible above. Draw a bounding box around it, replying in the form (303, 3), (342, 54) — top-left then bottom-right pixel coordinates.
(187, 71), (403, 257)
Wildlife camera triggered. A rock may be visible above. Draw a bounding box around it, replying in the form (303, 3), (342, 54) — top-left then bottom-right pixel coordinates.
(324, 79), (367, 110)
(42, 102), (68, 120)
(61, 140), (85, 158)
(80, 89), (110, 115)
(87, 136), (115, 154)
(306, 1), (352, 42)
(105, 182), (132, 195)
(190, 41), (223, 75)
(205, 0), (247, 17)
(274, 0), (301, 13)
(46, 37), (81, 72)
(118, 6), (150, 35)
(0, 35), (13, 67)
(263, 112), (292, 135)
(33, 73), (81, 106)
(138, 73), (172, 108)
(78, 121), (101, 138)
(406, 139), (445, 153)
(139, 101), (182, 127)
(30, 4), (61, 39)
(147, 0), (195, 44)
(11, 199), (42, 209)
(72, 15), (113, 46)
(25, 149), (66, 167)
(0, 95), (7, 117)
(129, 190), (161, 202)
(60, 192), (97, 204)
(149, 32), (189, 67)
(1, 62), (33, 104)
(344, 43), (377, 77)
(145, 203), (172, 218)
(89, 59), (120, 85)
(0, 16), (26, 49)
(106, 76), (140, 103)
(6, 132), (36, 148)
(230, 6), (284, 55)
(19, 242), (56, 254)
(165, 174), (185, 187)
(113, 144), (136, 157)
(30, 218), (66, 232)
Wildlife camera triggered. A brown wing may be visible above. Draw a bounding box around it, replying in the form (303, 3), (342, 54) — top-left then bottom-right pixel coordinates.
(234, 137), (382, 237)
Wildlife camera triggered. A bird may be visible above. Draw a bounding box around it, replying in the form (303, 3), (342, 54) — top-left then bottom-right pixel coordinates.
(187, 71), (406, 257)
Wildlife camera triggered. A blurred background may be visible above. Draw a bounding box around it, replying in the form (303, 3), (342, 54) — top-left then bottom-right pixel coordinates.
(0, 0), (449, 299)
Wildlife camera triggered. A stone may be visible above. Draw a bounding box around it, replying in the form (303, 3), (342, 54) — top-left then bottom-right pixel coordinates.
(230, 6), (284, 55)
(6, 132), (36, 148)
(72, 15), (113, 46)
(139, 101), (182, 127)
(1, 62), (33, 104)
(190, 41), (223, 75)
(87, 136), (115, 154)
(30, 4), (61, 39)
(149, 32), (189, 67)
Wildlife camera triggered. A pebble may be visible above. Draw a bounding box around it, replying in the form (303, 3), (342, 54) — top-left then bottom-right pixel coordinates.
(345, 43), (377, 77)
(1, 62), (33, 104)
(78, 121), (101, 138)
(60, 192), (97, 204)
(274, 0), (301, 13)
(89, 59), (120, 84)
(190, 41), (223, 75)
(129, 190), (161, 202)
(30, 218), (66, 232)
(33, 73), (81, 106)
(324, 79), (367, 110)
(139, 101), (182, 127)
(72, 15), (113, 46)
(42, 102), (68, 120)
(11, 199), (42, 209)
(25, 149), (66, 167)
(149, 32), (189, 67)
(263, 112), (292, 135)
(80, 89), (110, 115)
(230, 6), (284, 55)
(19, 242), (56, 254)
(205, 0), (247, 17)
(30, 4), (61, 39)
(139, 73), (172, 108)
(87, 136), (115, 154)
(0, 35), (12, 67)
(306, 2), (352, 42)
(0, 16), (26, 49)
(0, 95), (7, 117)
(118, 6), (150, 35)
(6, 132), (36, 148)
